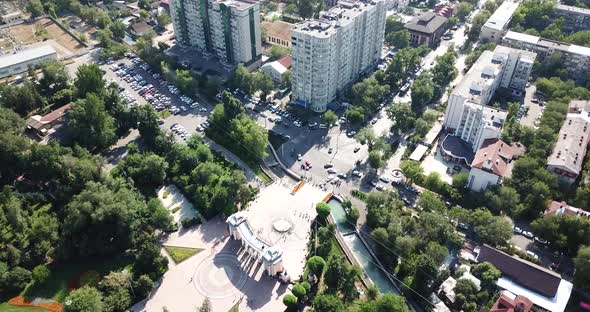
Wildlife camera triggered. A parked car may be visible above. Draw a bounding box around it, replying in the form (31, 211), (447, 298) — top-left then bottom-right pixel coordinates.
(522, 231), (534, 239)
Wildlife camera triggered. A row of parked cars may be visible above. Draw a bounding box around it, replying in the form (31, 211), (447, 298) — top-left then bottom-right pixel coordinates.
(112, 62), (173, 113)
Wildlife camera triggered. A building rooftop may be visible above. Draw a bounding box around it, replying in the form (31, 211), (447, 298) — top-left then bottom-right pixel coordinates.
(476, 245), (562, 298)
(293, 0), (383, 38)
(451, 50), (503, 105)
(214, 0), (258, 11)
(471, 139), (514, 177)
(504, 30), (590, 57)
(556, 3), (590, 16)
(0, 1), (20, 16)
(276, 55), (292, 68)
(261, 20), (294, 42)
(490, 290), (533, 312)
(544, 200), (590, 218)
(0, 45), (57, 68)
(26, 103), (72, 131)
(547, 100), (590, 176)
(482, 0), (520, 31)
(405, 11), (448, 34)
(503, 30), (540, 45)
(129, 21), (152, 35)
(496, 277), (573, 312)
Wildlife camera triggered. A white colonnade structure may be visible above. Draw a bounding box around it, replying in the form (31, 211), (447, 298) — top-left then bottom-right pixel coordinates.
(226, 213), (285, 276)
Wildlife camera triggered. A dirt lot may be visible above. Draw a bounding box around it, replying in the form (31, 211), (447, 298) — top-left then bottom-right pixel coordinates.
(0, 17), (86, 57)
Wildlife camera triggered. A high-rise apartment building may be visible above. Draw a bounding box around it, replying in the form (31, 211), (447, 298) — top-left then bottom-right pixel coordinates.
(170, 0), (261, 66)
(442, 46), (535, 156)
(291, 0), (386, 112)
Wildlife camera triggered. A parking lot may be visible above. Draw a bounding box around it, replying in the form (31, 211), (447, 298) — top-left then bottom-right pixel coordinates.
(520, 84), (545, 128)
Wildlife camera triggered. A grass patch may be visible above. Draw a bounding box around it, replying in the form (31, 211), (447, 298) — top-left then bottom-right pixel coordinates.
(19, 255), (132, 303)
(253, 166), (273, 184)
(159, 110), (171, 118)
(0, 303), (46, 312)
(164, 246), (203, 264)
(227, 301), (240, 312)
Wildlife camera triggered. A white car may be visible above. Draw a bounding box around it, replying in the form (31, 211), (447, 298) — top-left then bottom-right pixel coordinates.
(379, 176), (391, 183)
(327, 168), (337, 174)
(352, 171), (363, 178)
(190, 102), (199, 108)
(297, 154), (302, 161)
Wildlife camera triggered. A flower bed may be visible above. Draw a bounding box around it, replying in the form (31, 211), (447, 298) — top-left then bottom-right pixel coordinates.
(8, 296), (63, 312)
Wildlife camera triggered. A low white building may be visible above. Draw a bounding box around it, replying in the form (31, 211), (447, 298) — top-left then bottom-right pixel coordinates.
(468, 139), (514, 192)
(0, 46), (58, 78)
(479, 0), (520, 43)
(259, 55), (291, 83)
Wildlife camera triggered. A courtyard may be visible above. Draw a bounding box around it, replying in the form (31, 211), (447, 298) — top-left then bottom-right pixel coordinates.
(134, 181), (327, 311)
(421, 139), (470, 184)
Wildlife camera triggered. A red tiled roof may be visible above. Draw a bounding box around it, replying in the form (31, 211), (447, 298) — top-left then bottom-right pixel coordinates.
(544, 200), (590, 218)
(277, 55), (292, 69)
(490, 291), (533, 312)
(471, 139), (514, 176)
(41, 104), (72, 123)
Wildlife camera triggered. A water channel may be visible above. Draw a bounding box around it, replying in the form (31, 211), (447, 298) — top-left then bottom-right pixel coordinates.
(327, 198), (399, 294)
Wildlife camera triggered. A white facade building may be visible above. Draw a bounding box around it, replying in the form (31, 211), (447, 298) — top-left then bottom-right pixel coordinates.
(467, 139), (514, 192)
(479, 0), (520, 43)
(260, 61), (288, 83)
(291, 0), (386, 112)
(502, 30), (590, 83)
(0, 46), (58, 78)
(443, 46), (535, 153)
(170, 0), (261, 66)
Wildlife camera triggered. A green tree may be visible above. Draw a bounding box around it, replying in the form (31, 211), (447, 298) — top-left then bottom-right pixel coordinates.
(386, 30), (411, 48)
(157, 12), (172, 26)
(452, 172), (469, 192)
(470, 208), (513, 246)
(283, 294), (297, 309)
(400, 160), (424, 184)
(323, 110), (338, 128)
(471, 262), (501, 287)
(32, 265), (50, 284)
(114, 151), (168, 191)
(0, 107), (25, 135)
(313, 294), (346, 312)
(270, 45), (290, 60)
(307, 256), (326, 277)
(356, 127), (378, 151)
(324, 253), (345, 289)
(63, 286), (104, 312)
(411, 73), (435, 111)
(574, 245), (590, 290)
(26, 0), (45, 17)
(68, 94), (117, 150)
(368, 150), (384, 171)
(134, 274), (154, 298)
(253, 72), (274, 101)
(39, 61), (70, 96)
(387, 103), (416, 135)
(61, 180), (142, 258)
(109, 21), (127, 41)
(352, 77), (390, 113)
(74, 64), (105, 97)
(416, 191), (446, 212)
(292, 283), (307, 299)
(99, 271), (132, 312)
(456, 1), (475, 21)
(316, 202), (331, 219)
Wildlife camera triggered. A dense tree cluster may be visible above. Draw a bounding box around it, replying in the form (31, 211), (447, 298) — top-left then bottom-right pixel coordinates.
(206, 91), (268, 163)
(0, 106), (171, 310)
(360, 190), (461, 299)
(385, 16), (410, 49)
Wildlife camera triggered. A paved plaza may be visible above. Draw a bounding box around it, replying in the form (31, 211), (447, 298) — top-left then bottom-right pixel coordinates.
(134, 181), (326, 312)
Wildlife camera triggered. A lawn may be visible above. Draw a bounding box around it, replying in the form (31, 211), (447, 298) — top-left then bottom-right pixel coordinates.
(0, 303), (46, 312)
(18, 255), (133, 303)
(164, 246), (204, 264)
